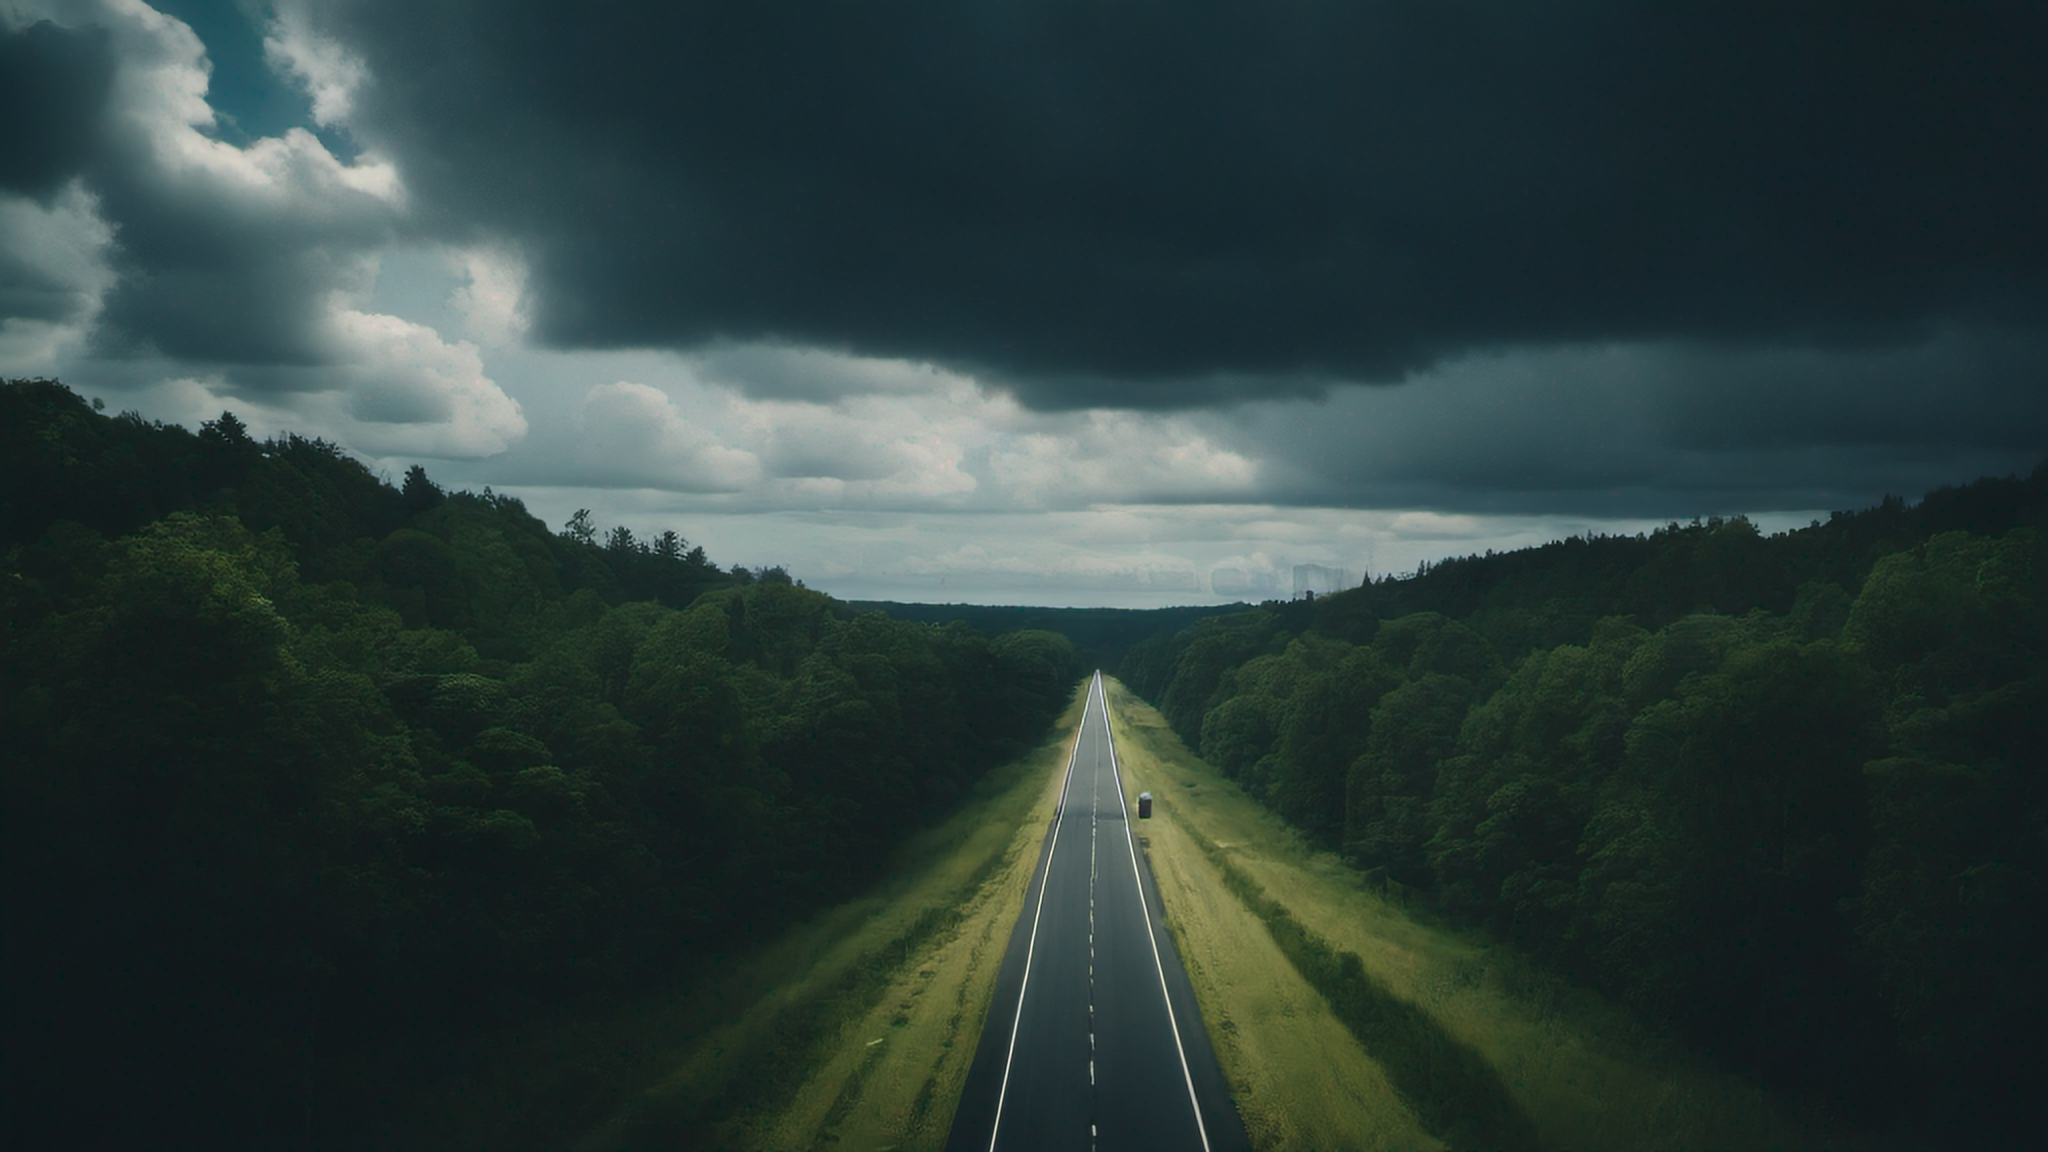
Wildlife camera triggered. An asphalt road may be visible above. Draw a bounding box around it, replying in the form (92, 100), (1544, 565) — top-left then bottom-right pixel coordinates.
(948, 674), (1249, 1152)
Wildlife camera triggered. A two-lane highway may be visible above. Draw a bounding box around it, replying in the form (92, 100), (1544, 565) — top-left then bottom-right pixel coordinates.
(949, 674), (1247, 1152)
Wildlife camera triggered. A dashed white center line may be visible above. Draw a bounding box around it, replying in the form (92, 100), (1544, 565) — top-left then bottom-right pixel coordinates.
(1087, 694), (1101, 1111)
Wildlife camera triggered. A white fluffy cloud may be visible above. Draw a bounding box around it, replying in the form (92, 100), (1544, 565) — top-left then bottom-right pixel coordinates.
(109, 303), (526, 459)
(740, 385), (983, 505)
(98, 0), (399, 214)
(446, 245), (530, 347)
(985, 409), (1258, 508)
(514, 349), (1259, 512)
(264, 0), (370, 128)
(321, 307), (525, 456)
(576, 380), (764, 491)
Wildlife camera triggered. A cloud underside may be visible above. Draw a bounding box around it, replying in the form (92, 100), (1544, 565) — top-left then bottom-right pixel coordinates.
(304, 1), (2044, 404)
(417, 331), (2040, 520)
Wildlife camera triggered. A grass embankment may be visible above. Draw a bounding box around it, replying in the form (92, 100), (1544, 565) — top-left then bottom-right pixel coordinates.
(584, 683), (1088, 1151)
(1104, 677), (1848, 1152)
(345, 684), (1083, 1152)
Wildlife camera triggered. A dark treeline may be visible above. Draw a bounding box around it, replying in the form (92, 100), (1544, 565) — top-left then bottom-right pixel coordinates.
(849, 600), (1249, 675)
(1, 379), (1081, 1149)
(1123, 464), (2046, 1148)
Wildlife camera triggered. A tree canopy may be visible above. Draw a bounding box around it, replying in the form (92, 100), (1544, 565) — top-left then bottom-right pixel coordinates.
(1, 379), (1081, 1149)
(1123, 462), (2046, 1147)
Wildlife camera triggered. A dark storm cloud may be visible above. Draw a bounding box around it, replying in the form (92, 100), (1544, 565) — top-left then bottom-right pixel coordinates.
(1652, 330), (2048, 455)
(0, 20), (115, 200)
(690, 342), (1329, 407)
(89, 213), (375, 368)
(0, 232), (95, 323)
(1224, 331), (2048, 517)
(310, 0), (2046, 406)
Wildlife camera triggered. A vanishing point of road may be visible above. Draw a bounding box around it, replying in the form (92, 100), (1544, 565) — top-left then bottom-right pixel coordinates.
(948, 673), (1249, 1152)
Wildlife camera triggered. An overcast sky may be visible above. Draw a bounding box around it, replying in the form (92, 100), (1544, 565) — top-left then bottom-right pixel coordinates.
(4, 1), (2042, 606)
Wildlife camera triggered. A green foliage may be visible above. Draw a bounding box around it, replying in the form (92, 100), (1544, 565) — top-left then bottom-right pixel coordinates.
(1129, 463), (2047, 1145)
(1153, 608), (1286, 739)
(852, 599), (1246, 679)
(400, 463), (446, 518)
(1580, 640), (1886, 1096)
(1, 378), (1083, 1150)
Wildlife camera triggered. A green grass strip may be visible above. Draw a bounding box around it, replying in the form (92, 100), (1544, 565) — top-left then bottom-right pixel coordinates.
(596, 850), (1007, 1151)
(1180, 826), (1543, 1151)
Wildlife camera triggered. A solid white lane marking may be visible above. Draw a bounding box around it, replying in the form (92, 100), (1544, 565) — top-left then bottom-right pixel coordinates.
(1100, 676), (1214, 1152)
(985, 678), (1092, 1152)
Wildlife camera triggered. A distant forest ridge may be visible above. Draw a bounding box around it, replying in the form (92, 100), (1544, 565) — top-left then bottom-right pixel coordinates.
(1, 377), (1084, 1149)
(850, 600), (1250, 673)
(1119, 455), (2045, 1148)
(860, 460), (2047, 675)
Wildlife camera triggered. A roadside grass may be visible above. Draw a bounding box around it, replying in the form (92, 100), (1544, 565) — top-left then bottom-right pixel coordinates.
(1121, 735), (1444, 1150)
(585, 681), (1087, 1152)
(1193, 829), (1540, 1150)
(331, 683), (1084, 1152)
(1104, 677), (1849, 1152)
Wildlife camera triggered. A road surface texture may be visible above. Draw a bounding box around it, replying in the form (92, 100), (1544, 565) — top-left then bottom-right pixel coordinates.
(949, 674), (1249, 1152)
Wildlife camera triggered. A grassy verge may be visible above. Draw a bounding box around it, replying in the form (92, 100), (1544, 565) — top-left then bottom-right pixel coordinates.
(1186, 811), (1538, 1149)
(1104, 677), (1849, 1152)
(584, 681), (1088, 1152)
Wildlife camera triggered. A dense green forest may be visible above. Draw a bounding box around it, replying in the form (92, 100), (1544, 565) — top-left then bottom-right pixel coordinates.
(1123, 464), (2046, 1147)
(851, 600), (1248, 677)
(0, 379), (1081, 1149)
